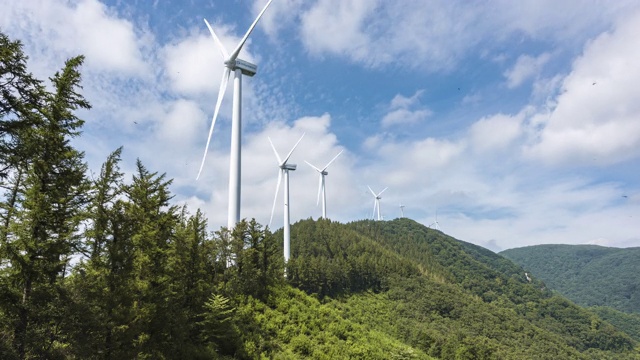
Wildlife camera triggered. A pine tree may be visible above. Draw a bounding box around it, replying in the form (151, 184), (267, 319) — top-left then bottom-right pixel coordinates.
(124, 160), (178, 358)
(0, 52), (90, 358)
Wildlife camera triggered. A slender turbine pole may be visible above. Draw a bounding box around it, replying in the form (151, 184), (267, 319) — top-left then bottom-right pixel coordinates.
(320, 172), (327, 218)
(283, 165), (295, 263)
(228, 69), (242, 229)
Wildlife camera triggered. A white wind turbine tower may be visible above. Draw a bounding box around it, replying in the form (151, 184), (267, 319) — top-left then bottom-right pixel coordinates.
(429, 209), (441, 230)
(368, 186), (388, 221)
(305, 150), (343, 219)
(399, 204), (405, 218)
(197, 0), (274, 231)
(269, 134), (305, 264)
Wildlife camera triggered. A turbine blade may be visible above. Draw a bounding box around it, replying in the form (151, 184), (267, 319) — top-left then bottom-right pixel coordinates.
(229, 0), (274, 61)
(322, 150), (343, 171)
(196, 67), (231, 180)
(282, 133), (305, 165)
(367, 186), (376, 197)
(316, 174), (322, 206)
(269, 170), (282, 227)
(203, 18), (229, 59)
(268, 137), (282, 164)
(378, 187), (388, 197)
(305, 160), (321, 173)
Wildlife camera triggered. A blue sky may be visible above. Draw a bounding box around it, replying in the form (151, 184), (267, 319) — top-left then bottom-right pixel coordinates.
(2, 0), (639, 251)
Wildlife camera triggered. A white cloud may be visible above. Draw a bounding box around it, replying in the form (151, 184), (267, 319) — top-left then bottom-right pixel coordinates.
(504, 53), (551, 88)
(470, 112), (524, 152)
(289, 0), (640, 71)
(257, 0), (305, 40)
(525, 11), (640, 166)
(0, 0), (148, 76)
(163, 34), (222, 95)
(381, 91), (432, 128)
(300, 0), (379, 62)
(157, 100), (206, 144)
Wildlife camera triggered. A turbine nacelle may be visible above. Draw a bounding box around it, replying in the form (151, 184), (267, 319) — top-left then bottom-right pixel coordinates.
(281, 163), (297, 171)
(225, 58), (258, 77)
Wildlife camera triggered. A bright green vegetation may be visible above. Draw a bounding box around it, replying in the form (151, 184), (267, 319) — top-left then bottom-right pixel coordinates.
(2, 31), (640, 359)
(500, 244), (640, 313)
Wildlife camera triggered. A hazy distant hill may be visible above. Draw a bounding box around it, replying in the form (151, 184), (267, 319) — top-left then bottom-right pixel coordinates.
(500, 244), (640, 313)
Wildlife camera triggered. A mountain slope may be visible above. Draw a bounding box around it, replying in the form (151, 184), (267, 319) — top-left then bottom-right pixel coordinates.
(500, 244), (640, 313)
(276, 219), (639, 359)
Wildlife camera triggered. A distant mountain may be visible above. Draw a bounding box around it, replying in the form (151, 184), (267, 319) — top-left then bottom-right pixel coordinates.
(500, 244), (640, 313)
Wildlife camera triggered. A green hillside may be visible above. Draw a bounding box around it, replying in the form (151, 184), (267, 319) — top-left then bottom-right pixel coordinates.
(281, 218), (639, 359)
(500, 244), (640, 313)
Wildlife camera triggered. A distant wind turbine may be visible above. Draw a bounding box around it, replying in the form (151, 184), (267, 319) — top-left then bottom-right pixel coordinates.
(368, 186), (388, 221)
(269, 134), (305, 264)
(305, 150), (343, 219)
(399, 204), (405, 218)
(197, 0), (274, 231)
(429, 209), (441, 231)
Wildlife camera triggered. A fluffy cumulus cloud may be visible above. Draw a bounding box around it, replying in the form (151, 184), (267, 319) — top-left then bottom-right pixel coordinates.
(0, 0), (148, 76)
(525, 11), (640, 166)
(282, 0), (640, 71)
(381, 91), (432, 128)
(157, 99), (206, 144)
(470, 112), (524, 153)
(300, 0), (379, 62)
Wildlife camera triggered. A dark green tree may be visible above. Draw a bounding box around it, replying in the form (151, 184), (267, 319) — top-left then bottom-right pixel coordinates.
(0, 53), (90, 359)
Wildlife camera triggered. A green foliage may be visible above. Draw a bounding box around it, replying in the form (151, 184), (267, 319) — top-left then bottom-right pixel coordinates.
(589, 306), (640, 342)
(501, 244), (640, 313)
(285, 218), (419, 298)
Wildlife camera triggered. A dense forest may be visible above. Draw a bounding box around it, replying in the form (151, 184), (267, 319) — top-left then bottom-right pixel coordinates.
(2, 31), (640, 359)
(500, 245), (640, 314)
(501, 244), (640, 344)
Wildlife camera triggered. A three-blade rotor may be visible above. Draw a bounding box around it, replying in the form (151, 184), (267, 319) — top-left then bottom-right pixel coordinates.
(305, 150), (343, 206)
(196, 0), (274, 180)
(368, 186), (388, 220)
(268, 133), (305, 227)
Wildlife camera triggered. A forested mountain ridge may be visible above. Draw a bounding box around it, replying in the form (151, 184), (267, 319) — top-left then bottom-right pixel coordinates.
(2, 31), (640, 359)
(500, 244), (640, 313)
(283, 218), (640, 358)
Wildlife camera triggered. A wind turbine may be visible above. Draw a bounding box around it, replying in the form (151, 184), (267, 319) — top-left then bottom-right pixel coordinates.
(399, 204), (405, 218)
(197, 0), (274, 231)
(269, 134), (305, 264)
(429, 209), (441, 231)
(305, 150), (343, 219)
(368, 186), (388, 221)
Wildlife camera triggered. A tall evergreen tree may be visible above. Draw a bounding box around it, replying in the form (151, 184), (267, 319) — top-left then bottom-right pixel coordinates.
(124, 160), (178, 358)
(0, 51), (90, 358)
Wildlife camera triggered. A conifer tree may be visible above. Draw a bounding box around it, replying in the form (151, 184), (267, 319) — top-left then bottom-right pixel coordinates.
(0, 50), (90, 358)
(123, 160), (178, 358)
